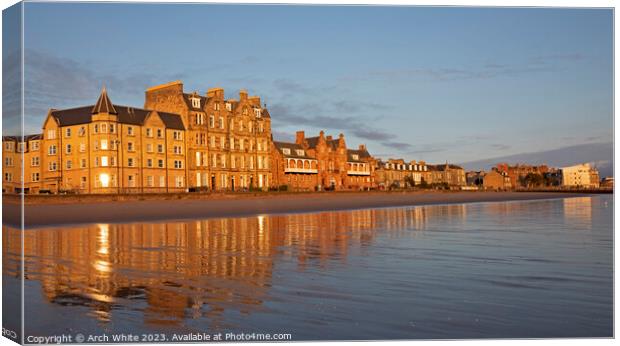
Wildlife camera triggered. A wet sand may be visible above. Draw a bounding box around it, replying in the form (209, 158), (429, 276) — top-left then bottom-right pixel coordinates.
(4, 191), (588, 228)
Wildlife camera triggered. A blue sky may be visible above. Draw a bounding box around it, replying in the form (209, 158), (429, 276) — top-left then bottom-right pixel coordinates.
(10, 3), (614, 166)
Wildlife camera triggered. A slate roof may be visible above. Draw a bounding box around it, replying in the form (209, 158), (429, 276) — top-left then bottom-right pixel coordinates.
(347, 148), (371, 163)
(2, 134), (42, 142)
(51, 105), (185, 130)
(91, 87), (117, 114)
(183, 92), (208, 111)
(273, 141), (315, 159)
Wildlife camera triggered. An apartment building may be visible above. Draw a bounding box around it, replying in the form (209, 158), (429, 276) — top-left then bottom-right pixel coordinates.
(144, 81), (272, 191)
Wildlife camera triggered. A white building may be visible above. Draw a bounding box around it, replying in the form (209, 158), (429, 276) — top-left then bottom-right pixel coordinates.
(561, 163), (600, 188)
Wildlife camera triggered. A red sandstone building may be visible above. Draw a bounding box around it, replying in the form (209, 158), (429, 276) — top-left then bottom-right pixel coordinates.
(271, 131), (375, 191)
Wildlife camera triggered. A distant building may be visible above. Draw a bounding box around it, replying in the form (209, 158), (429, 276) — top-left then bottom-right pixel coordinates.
(483, 170), (511, 190)
(466, 171), (485, 186)
(375, 158), (428, 189)
(560, 163), (600, 188)
(495, 163), (549, 188)
(424, 163), (466, 187)
(601, 177), (614, 189)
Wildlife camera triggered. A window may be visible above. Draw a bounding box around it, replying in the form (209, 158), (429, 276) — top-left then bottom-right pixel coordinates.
(110, 157), (116, 166)
(4, 173), (12, 182)
(173, 131), (182, 140)
(48, 161), (57, 171)
(146, 128), (153, 137)
(101, 156), (108, 167)
(127, 126), (134, 136)
(147, 176), (154, 187)
(210, 136), (215, 148)
(159, 176), (165, 187)
(31, 141), (39, 150)
(101, 123), (107, 133)
(127, 142), (134, 151)
(174, 160), (183, 169)
(101, 140), (108, 150)
(4, 157), (13, 166)
(47, 129), (56, 139)
(128, 175), (135, 188)
(259, 122), (264, 133)
(192, 97), (201, 108)
(352, 154), (359, 160)
(283, 148), (291, 155)
(65, 128), (71, 138)
(220, 136), (225, 148)
(196, 114), (205, 125)
(4, 142), (12, 151)
(174, 146), (182, 155)
(110, 124), (115, 133)
(143, 143), (151, 153)
(243, 107), (248, 115)
(78, 126), (86, 136)
(240, 139), (244, 151)
(220, 154), (226, 168)
(158, 159), (164, 168)
(226, 103), (232, 111)
(157, 144), (164, 153)
(231, 155), (236, 169)
(48, 145), (57, 155)
(147, 159), (153, 168)
(296, 149), (304, 156)
(209, 115), (215, 128)
(66, 160), (72, 169)
(175, 176), (184, 187)
(157, 129), (163, 138)
(31, 157), (39, 167)
(65, 144), (72, 154)
(219, 116), (224, 129)
(17, 143), (25, 152)
(31, 173), (39, 182)
(255, 108), (261, 118)
(81, 158), (87, 168)
(212, 154), (217, 168)
(128, 158), (134, 167)
(81, 176), (87, 189)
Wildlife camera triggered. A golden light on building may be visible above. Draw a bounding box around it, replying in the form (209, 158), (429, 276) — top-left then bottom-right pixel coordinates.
(99, 173), (110, 188)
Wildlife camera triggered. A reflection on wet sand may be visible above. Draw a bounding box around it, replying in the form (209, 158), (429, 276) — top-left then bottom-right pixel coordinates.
(3, 205), (468, 328)
(2, 197), (600, 336)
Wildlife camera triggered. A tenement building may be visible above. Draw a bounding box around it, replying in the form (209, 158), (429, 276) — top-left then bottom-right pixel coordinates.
(144, 81), (273, 191)
(271, 131), (375, 191)
(37, 87), (187, 193)
(424, 163), (467, 187)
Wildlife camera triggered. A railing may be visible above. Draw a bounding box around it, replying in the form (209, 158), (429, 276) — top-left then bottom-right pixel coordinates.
(347, 170), (370, 176)
(285, 167), (318, 174)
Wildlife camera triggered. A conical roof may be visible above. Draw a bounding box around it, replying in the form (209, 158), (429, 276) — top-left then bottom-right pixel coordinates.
(91, 86), (117, 114)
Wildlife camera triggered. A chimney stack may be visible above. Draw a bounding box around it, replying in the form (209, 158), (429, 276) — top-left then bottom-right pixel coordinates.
(326, 135), (333, 141)
(295, 131), (305, 145)
(239, 89), (248, 101)
(359, 144), (366, 151)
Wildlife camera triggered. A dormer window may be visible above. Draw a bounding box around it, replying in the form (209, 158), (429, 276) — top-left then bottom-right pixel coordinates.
(191, 97), (201, 108)
(226, 103), (232, 111)
(254, 108), (261, 118)
(352, 154), (359, 160)
(282, 148), (291, 155)
(296, 149), (304, 156)
(213, 103), (220, 111)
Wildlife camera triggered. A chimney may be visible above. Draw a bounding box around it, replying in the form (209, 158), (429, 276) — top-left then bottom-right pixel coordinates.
(295, 131), (305, 145)
(359, 144), (366, 151)
(248, 96), (261, 106)
(207, 87), (224, 99)
(326, 135), (333, 141)
(239, 89), (248, 101)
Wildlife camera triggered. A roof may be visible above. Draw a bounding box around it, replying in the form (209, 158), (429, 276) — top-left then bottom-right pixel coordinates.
(305, 135), (339, 150)
(347, 149), (371, 162)
(3, 134), (42, 142)
(273, 141), (314, 159)
(51, 105), (185, 130)
(183, 92), (208, 111)
(92, 87), (117, 114)
(429, 164), (464, 171)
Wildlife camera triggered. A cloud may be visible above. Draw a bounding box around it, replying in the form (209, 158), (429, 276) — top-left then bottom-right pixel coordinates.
(490, 143), (511, 150)
(343, 52), (586, 83)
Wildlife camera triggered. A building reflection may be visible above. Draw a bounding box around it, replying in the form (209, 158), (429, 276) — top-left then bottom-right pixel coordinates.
(562, 197), (593, 229)
(2, 204), (469, 328)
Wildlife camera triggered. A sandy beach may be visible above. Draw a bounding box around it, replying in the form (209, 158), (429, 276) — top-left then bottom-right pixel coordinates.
(2, 191), (592, 229)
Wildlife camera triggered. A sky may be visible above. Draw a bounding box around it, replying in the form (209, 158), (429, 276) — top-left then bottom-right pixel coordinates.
(4, 3), (614, 168)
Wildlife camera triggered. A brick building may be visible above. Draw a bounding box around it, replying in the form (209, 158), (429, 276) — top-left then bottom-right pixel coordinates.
(495, 163), (549, 189)
(424, 163), (467, 187)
